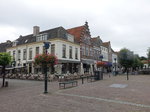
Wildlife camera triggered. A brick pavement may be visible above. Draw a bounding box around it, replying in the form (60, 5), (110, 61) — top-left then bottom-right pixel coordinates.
(0, 75), (150, 112)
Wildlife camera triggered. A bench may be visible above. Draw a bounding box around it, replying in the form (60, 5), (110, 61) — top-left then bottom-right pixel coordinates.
(87, 76), (96, 82)
(59, 80), (78, 89)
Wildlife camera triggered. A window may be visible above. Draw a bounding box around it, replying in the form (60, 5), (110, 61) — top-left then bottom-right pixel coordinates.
(93, 50), (95, 59)
(75, 48), (78, 59)
(85, 46), (89, 56)
(36, 33), (48, 42)
(97, 51), (99, 60)
(18, 50), (21, 60)
(23, 49), (26, 60)
(29, 48), (32, 60)
(69, 46), (72, 59)
(90, 48), (93, 56)
(62, 44), (66, 58)
(13, 51), (15, 60)
(51, 44), (55, 54)
(67, 34), (74, 42)
(12, 41), (18, 46)
(36, 47), (39, 55)
(81, 46), (85, 56)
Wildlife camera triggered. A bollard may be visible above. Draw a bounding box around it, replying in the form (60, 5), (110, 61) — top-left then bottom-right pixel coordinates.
(5, 81), (8, 87)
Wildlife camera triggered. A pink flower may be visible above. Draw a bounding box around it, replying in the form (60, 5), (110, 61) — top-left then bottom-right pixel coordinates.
(34, 53), (58, 66)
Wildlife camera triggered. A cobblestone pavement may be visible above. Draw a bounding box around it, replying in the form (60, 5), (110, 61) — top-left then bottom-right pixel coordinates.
(0, 74), (150, 112)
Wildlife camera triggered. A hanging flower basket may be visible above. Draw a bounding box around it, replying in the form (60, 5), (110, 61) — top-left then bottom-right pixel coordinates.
(34, 54), (58, 66)
(97, 61), (106, 67)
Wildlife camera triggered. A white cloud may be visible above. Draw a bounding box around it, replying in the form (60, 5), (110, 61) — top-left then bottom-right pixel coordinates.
(0, 0), (150, 56)
(0, 25), (31, 42)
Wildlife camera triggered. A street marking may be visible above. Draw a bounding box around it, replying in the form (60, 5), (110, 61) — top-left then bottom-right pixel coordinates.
(57, 92), (150, 108)
(109, 84), (128, 88)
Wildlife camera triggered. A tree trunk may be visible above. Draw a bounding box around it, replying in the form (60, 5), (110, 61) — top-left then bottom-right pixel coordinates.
(127, 67), (129, 80)
(2, 66), (6, 87)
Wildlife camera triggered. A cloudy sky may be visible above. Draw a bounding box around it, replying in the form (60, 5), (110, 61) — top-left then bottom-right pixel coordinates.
(0, 0), (150, 56)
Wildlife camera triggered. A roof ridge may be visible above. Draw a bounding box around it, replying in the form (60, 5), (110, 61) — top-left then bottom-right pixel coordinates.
(20, 26), (63, 38)
(67, 25), (84, 30)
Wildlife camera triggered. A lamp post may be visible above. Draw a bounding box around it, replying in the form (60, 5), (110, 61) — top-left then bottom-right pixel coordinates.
(114, 58), (117, 76)
(12, 59), (16, 74)
(12, 59), (16, 67)
(99, 55), (103, 80)
(43, 41), (51, 94)
(18, 59), (21, 66)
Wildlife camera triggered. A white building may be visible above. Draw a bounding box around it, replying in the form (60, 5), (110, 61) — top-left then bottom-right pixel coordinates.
(6, 26), (80, 74)
(101, 45), (109, 62)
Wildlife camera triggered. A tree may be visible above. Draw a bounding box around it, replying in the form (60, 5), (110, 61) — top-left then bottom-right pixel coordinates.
(118, 48), (134, 80)
(147, 47), (150, 67)
(139, 56), (147, 69)
(132, 54), (141, 71)
(139, 56), (147, 61)
(0, 53), (11, 87)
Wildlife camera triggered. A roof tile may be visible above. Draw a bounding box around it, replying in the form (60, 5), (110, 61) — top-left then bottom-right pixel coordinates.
(67, 26), (84, 42)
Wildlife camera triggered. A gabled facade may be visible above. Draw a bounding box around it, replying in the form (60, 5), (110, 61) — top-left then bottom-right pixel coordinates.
(67, 22), (94, 74)
(102, 41), (112, 63)
(111, 49), (118, 64)
(91, 36), (102, 61)
(100, 45), (109, 62)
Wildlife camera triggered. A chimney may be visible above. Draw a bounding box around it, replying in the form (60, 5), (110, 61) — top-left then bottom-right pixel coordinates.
(33, 26), (40, 36)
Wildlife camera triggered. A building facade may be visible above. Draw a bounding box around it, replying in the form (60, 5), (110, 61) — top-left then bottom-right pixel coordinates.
(6, 26), (80, 74)
(67, 22), (94, 74)
(0, 22), (118, 75)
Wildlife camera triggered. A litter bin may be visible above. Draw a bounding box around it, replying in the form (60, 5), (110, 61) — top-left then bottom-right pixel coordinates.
(100, 71), (103, 80)
(5, 81), (8, 87)
(94, 71), (100, 80)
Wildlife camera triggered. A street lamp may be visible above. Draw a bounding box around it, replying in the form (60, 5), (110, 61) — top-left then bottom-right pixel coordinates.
(18, 59), (21, 66)
(99, 55), (103, 61)
(99, 55), (103, 80)
(114, 58), (117, 76)
(11, 59), (16, 74)
(43, 41), (51, 94)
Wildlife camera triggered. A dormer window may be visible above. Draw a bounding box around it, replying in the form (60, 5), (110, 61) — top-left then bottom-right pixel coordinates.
(36, 33), (48, 42)
(67, 33), (74, 42)
(12, 40), (18, 46)
(25, 39), (28, 43)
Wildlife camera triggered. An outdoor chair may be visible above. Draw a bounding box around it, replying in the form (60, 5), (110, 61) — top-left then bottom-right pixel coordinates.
(48, 75), (54, 82)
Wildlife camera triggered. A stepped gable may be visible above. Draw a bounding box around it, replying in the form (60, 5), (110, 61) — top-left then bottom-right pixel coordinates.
(67, 21), (91, 43)
(91, 36), (103, 47)
(102, 41), (110, 48)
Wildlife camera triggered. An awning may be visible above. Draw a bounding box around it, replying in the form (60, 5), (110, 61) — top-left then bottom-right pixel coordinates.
(5, 66), (25, 70)
(58, 59), (80, 63)
(81, 59), (94, 64)
(6, 67), (14, 70)
(14, 66), (25, 69)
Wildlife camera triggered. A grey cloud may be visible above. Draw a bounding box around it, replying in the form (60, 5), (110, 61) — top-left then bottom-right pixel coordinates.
(0, 0), (150, 56)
